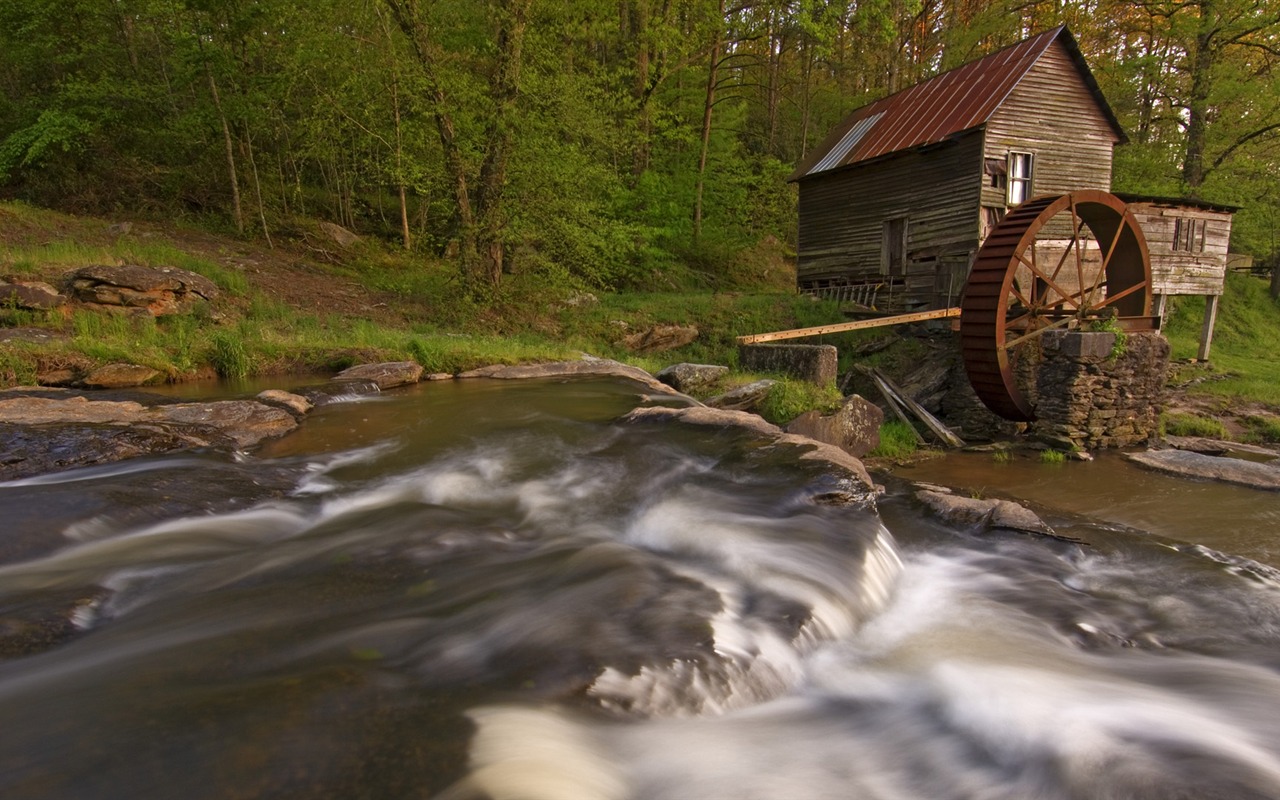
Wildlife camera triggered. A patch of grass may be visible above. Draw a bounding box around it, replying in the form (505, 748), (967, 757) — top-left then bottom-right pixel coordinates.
(756, 378), (843, 426)
(0, 343), (40, 385)
(1163, 273), (1280, 405)
(209, 329), (253, 380)
(868, 420), (920, 459)
(1161, 411), (1229, 439)
(1039, 449), (1066, 464)
(993, 449), (1012, 464)
(1241, 415), (1280, 443)
(405, 333), (576, 375)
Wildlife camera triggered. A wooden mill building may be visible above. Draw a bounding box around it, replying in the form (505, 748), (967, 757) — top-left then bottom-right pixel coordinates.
(791, 24), (1236, 342)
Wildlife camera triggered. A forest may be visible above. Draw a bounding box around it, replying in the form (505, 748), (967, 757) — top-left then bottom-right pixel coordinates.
(2, 0), (1278, 298)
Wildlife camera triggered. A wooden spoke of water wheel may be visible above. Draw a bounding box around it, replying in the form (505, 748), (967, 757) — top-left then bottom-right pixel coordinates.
(960, 190), (1153, 422)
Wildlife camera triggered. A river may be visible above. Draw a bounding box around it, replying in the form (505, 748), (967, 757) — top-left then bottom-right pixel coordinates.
(1, 376), (1278, 799)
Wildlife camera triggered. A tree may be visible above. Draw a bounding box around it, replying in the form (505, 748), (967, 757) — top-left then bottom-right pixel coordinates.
(383, 0), (533, 294)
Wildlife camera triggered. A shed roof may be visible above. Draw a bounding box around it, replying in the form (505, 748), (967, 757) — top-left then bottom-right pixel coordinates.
(790, 26), (1126, 181)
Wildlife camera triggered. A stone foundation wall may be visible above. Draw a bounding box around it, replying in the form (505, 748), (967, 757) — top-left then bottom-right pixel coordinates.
(737, 343), (837, 386)
(1031, 330), (1170, 450)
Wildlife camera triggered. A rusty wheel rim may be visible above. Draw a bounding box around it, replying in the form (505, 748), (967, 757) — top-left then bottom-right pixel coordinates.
(960, 190), (1151, 422)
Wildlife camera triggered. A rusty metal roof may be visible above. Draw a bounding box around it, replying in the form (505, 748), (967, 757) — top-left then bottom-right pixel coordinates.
(791, 27), (1125, 181)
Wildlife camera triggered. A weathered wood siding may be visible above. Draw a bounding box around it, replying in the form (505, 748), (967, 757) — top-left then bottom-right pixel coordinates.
(1128, 202), (1232, 296)
(796, 129), (983, 308)
(983, 39), (1116, 211)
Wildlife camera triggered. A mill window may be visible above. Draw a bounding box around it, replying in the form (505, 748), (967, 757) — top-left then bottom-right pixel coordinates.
(882, 217), (907, 276)
(1172, 217), (1205, 253)
(1007, 152), (1033, 206)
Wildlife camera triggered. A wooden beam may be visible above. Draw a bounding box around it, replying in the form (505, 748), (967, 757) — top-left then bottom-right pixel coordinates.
(737, 307), (962, 344)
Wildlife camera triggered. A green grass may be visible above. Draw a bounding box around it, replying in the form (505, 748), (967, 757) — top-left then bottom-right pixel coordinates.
(1163, 272), (1280, 406)
(1039, 449), (1066, 464)
(868, 420), (920, 459)
(1241, 415), (1280, 443)
(992, 449), (1012, 464)
(755, 378), (843, 426)
(1161, 411), (1229, 439)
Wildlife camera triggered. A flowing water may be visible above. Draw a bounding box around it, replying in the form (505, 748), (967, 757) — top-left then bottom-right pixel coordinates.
(1, 377), (1279, 799)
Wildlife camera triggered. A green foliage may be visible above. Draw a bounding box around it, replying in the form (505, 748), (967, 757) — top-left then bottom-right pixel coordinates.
(992, 449), (1012, 464)
(1086, 316), (1127, 359)
(1039, 449), (1066, 464)
(756, 379), (843, 426)
(1161, 412), (1229, 439)
(868, 421), (920, 460)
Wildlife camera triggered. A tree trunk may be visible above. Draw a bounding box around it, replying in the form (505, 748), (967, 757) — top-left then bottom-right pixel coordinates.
(383, 0), (477, 272)
(205, 66), (244, 235)
(472, 0), (533, 290)
(1181, 2), (1216, 196)
(693, 0), (724, 243)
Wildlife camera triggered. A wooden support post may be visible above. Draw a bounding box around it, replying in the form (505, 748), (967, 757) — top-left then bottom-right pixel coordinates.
(1198, 294), (1220, 361)
(1153, 293), (1167, 327)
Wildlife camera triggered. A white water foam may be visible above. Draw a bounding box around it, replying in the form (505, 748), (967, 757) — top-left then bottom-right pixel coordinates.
(443, 549), (1280, 800)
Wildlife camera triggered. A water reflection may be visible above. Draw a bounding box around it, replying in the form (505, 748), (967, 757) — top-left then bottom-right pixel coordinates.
(895, 451), (1280, 567)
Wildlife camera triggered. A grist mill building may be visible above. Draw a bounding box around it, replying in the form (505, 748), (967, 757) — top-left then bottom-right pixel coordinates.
(791, 25), (1236, 346)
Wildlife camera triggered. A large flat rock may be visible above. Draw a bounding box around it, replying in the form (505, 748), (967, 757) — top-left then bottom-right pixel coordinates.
(1128, 449), (1280, 491)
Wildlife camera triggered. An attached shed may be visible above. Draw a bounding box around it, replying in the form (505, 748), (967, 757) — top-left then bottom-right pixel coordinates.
(791, 26), (1126, 311)
(1117, 193), (1239, 358)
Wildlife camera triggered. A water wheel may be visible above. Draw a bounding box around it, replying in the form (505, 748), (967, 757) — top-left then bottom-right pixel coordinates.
(960, 190), (1154, 422)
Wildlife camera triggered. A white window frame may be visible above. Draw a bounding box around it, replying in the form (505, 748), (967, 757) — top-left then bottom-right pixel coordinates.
(1007, 151), (1034, 206)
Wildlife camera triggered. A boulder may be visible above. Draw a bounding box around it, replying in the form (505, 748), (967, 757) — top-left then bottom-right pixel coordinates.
(0, 327), (69, 344)
(621, 324), (698, 354)
(1127, 449), (1280, 491)
(656, 363), (728, 393)
(785, 394), (884, 458)
(0, 421), (221, 482)
(0, 390), (300, 478)
(914, 487), (1056, 536)
(154, 400), (297, 448)
(0, 280), (67, 311)
(318, 221), (361, 247)
(621, 405), (875, 502)
(1164, 436), (1279, 459)
(81, 363), (160, 389)
(705, 379), (775, 412)
(256, 389), (313, 416)
(65, 264), (218, 316)
(334, 361), (424, 389)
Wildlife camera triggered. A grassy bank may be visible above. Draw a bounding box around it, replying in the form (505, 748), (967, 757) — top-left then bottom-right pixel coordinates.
(1163, 271), (1280, 407)
(0, 203), (853, 410)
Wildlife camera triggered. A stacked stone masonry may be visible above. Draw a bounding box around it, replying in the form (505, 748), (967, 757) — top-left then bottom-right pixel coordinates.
(1031, 330), (1170, 450)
